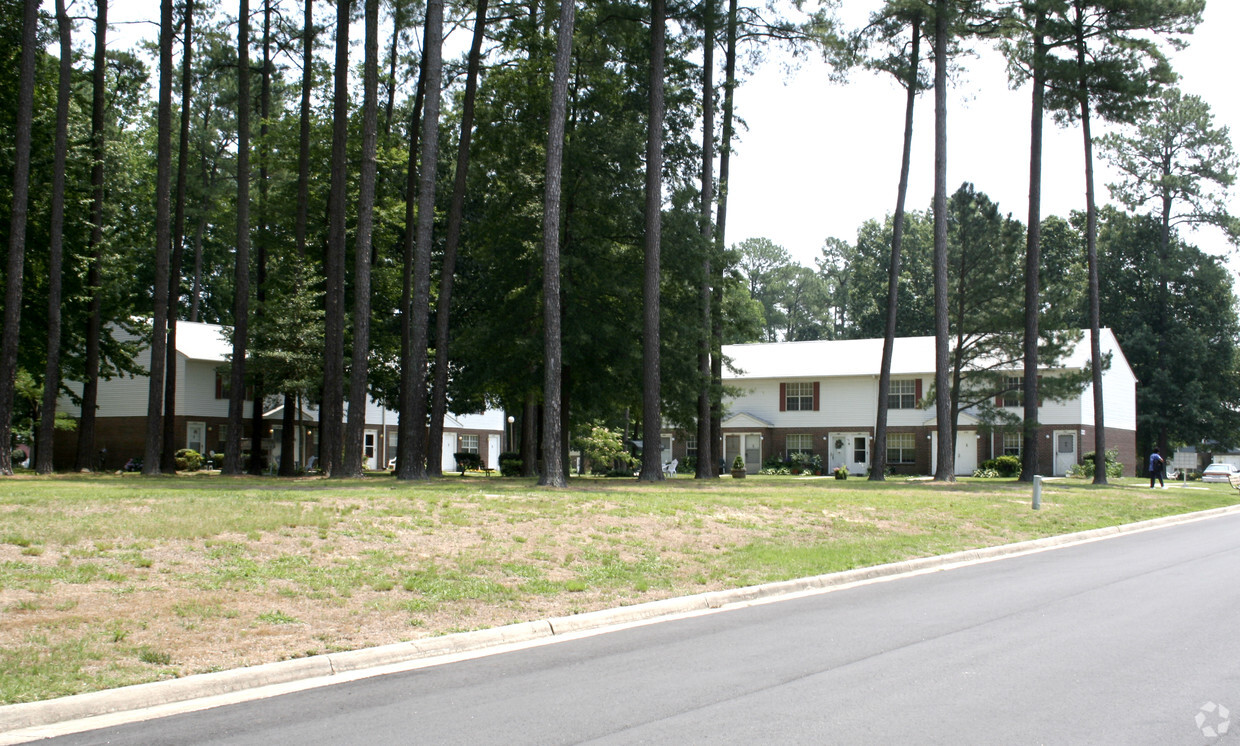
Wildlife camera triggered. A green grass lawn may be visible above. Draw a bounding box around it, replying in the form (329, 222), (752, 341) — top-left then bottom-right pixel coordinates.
(0, 471), (1234, 705)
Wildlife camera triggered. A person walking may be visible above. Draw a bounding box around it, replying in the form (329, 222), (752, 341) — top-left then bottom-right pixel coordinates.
(1148, 447), (1165, 489)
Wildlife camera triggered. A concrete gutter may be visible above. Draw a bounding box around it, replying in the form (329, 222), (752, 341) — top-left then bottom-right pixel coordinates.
(4, 503), (1238, 741)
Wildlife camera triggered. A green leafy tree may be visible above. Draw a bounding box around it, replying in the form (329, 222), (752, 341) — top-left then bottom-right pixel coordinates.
(1096, 207), (1240, 456)
(733, 237), (793, 341)
(572, 423), (636, 474)
(1102, 89), (1238, 453)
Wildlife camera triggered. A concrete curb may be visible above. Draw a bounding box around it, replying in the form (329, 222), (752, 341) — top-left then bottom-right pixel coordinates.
(3, 502), (1238, 735)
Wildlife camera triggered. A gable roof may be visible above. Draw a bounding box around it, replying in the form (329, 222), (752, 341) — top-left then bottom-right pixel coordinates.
(722, 329), (1130, 381)
(721, 411), (775, 429)
(175, 321), (232, 363)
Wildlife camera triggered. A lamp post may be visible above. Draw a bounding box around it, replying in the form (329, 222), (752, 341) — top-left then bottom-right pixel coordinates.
(506, 415), (515, 452)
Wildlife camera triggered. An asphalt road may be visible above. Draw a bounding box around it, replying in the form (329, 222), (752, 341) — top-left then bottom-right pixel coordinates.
(42, 511), (1240, 744)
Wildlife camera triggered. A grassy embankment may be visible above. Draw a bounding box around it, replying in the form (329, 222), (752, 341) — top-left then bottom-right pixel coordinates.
(0, 472), (1233, 705)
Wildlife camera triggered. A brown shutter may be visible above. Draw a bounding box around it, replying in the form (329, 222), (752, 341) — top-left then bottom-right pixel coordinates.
(915, 378), (923, 402)
(779, 382), (786, 412)
(812, 381), (820, 411)
(216, 372), (223, 399)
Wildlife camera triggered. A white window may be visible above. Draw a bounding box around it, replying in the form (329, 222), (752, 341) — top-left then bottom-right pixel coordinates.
(887, 433), (915, 464)
(787, 434), (813, 457)
(785, 382), (814, 411)
(686, 436), (697, 460)
(1003, 432), (1022, 456)
(460, 434), (479, 454)
(1003, 375), (1022, 407)
(853, 436), (868, 464)
(888, 379), (917, 409)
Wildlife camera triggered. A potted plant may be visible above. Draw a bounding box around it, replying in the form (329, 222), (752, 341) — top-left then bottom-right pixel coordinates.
(731, 455), (747, 479)
(833, 465), (848, 480)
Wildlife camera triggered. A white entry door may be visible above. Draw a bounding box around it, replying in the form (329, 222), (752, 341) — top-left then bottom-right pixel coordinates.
(364, 430), (378, 470)
(1053, 431), (1077, 476)
(487, 434), (500, 470)
(932, 431), (978, 476)
(441, 433), (458, 472)
(829, 433), (869, 474)
(724, 434), (762, 473)
(186, 421), (206, 455)
(956, 432), (977, 476)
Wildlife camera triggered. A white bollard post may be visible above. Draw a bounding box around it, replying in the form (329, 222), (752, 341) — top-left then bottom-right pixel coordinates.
(1032, 475), (1042, 510)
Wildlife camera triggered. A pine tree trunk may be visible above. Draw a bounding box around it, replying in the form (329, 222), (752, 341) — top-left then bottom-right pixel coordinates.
(283, 0), (313, 478)
(383, 0), (402, 138)
(396, 52), (427, 477)
(428, 0), (489, 478)
(0, 0), (36, 475)
(224, 0), (252, 476)
(75, 0), (108, 473)
(1020, 15), (1046, 483)
(520, 393), (538, 477)
(37, 0), (74, 474)
(694, 0), (715, 480)
(709, 0), (737, 476)
(162, 0), (194, 474)
(872, 15), (920, 483)
(538, 0), (576, 488)
(142, 0), (176, 475)
(321, 0), (351, 477)
(248, 0), (272, 476)
(1075, 16), (1106, 485)
(931, 0), (953, 482)
(638, 0), (666, 483)
(397, 0), (444, 481)
(294, 0), (313, 263)
(342, 0), (381, 478)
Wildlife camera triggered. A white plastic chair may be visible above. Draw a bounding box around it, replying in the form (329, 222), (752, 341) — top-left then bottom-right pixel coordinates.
(662, 458), (678, 477)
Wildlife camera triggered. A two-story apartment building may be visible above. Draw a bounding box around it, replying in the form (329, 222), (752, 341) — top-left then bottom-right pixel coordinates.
(663, 330), (1137, 477)
(52, 321), (505, 472)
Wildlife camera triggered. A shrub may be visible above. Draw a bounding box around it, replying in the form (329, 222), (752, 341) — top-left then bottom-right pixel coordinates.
(972, 467), (1001, 479)
(174, 448), (203, 471)
(1075, 449), (1124, 479)
(498, 452), (522, 477)
(978, 455), (1022, 478)
(759, 466), (791, 475)
(764, 452), (824, 475)
(11, 448), (26, 465)
(732, 455), (745, 471)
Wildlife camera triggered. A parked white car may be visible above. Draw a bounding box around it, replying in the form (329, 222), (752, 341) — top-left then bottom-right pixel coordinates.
(1200, 463), (1240, 483)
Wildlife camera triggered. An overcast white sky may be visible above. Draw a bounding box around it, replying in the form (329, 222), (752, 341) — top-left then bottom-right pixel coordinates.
(726, 1), (1240, 269)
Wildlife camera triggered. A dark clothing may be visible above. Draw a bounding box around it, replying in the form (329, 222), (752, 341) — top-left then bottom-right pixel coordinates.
(1149, 452), (1164, 488)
